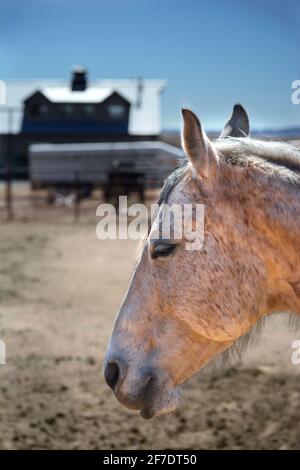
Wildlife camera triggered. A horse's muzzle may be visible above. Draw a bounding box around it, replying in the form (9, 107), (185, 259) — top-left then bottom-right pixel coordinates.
(104, 353), (157, 414)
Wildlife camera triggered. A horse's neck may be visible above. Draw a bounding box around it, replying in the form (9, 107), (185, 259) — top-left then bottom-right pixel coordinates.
(253, 173), (300, 315)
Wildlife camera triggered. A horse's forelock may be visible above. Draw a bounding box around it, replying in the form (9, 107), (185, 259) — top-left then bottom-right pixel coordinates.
(158, 159), (189, 205)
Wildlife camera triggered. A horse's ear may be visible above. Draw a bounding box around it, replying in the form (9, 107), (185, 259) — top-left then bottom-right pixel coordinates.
(181, 108), (218, 180)
(220, 103), (250, 138)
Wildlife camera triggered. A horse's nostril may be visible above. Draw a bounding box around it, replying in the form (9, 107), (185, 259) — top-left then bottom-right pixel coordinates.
(104, 362), (120, 391)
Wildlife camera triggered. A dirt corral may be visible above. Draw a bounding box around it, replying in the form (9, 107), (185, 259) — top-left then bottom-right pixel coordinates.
(0, 218), (300, 449)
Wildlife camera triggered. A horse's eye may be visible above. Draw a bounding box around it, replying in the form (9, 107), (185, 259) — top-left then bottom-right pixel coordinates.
(151, 243), (176, 259)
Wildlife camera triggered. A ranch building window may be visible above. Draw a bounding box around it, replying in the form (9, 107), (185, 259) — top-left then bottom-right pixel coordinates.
(84, 104), (95, 114)
(108, 104), (125, 119)
(62, 104), (74, 115)
(30, 103), (49, 116)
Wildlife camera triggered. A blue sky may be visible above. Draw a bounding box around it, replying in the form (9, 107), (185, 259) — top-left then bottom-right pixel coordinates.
(1, 0), (300, 130)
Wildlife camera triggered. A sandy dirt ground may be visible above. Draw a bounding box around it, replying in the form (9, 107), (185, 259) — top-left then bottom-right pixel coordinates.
(0, 216), (300, 449)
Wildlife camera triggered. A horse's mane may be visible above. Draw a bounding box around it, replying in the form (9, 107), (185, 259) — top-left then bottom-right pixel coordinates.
(159, 137), (300, 205)
(216, 137), (300, 174)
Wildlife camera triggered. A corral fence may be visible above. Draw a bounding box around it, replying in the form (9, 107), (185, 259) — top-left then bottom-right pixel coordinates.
(0, 179), (160, 224)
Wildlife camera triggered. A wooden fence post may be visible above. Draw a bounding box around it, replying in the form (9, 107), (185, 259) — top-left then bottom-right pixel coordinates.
(73, 171), (81, 223)
(5, 110), (14, 221)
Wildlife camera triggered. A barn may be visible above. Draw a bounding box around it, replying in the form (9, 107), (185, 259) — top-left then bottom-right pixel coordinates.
(0, 68), (183, 198)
